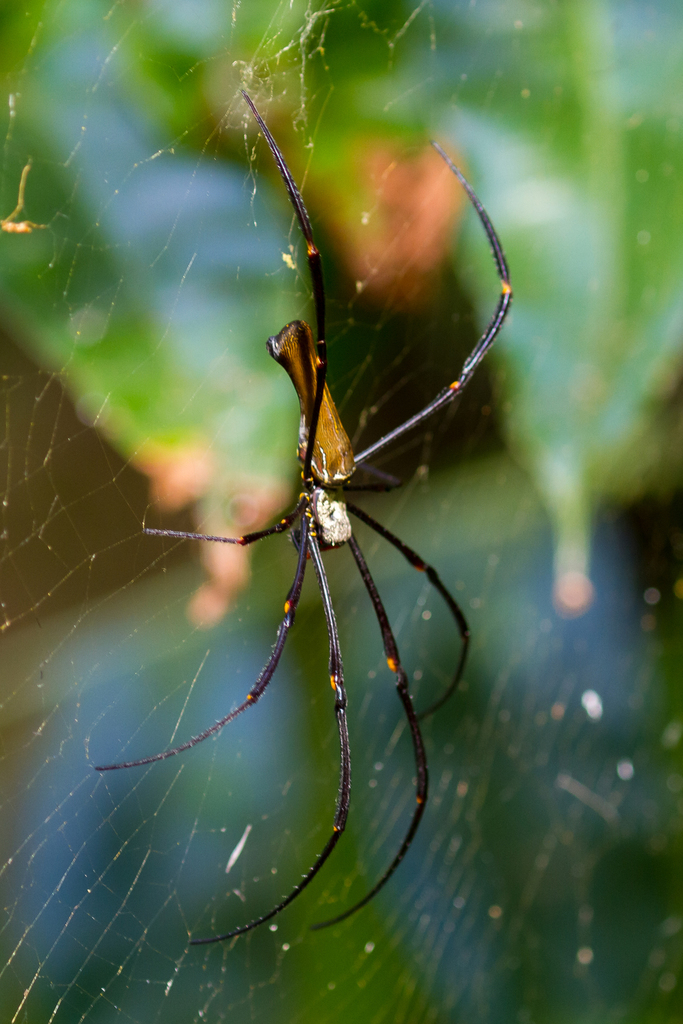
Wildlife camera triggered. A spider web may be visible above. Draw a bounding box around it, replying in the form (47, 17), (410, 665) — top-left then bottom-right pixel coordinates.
(1, 3), (682, 1023)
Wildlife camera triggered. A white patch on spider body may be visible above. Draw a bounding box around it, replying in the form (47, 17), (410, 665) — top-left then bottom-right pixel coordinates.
(312, 488), (352, 546)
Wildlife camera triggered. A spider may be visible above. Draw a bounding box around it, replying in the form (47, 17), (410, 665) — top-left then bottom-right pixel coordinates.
(1, 162), (47, 234)
(96, 91), (511, 944)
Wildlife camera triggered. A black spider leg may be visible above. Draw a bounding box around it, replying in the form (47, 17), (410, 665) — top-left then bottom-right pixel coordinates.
(311, 532), (427, 930)
(342, 483), (401, 494)
(346, 502), (468, 719)
(353, 146), (512, 468)
(142, 495), (307, 547)
(242, 92), (327, 486)
(191, 522), (351, 942)
(95, 505), (308, 773)
(342, 483), (400, 493)
(343, 463), (403, 493)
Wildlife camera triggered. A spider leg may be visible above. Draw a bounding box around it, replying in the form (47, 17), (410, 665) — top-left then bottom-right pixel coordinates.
(353, 150), (511, 468)
(342, 484), (400, 493)
(346, 502), (468, 718)
(311, 532), (427, 930)
(143, 496), (306, 547)
(343, 464), (403, 494)
(242, 91), (327, 485)
(95, 505), (308, 773)
(190, 524), (351, 942)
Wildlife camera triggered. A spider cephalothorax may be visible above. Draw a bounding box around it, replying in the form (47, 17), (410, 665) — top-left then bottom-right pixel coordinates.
(96, 90), (511, 944)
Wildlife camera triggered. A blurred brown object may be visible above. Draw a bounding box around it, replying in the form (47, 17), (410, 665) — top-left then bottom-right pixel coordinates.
(137, 444), (289, 626)
(326, 140), (465, 308)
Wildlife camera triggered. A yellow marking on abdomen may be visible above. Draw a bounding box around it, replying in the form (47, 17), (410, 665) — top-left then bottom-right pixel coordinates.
(387, 657), (398, 672)
(330, 675), (336, 690)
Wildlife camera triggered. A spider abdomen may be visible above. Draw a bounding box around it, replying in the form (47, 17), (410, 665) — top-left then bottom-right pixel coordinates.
(312, 488), (352, 546)
(267, 320), (355, 485)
